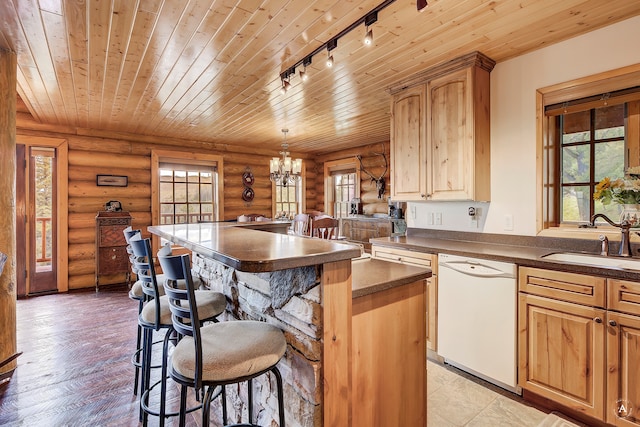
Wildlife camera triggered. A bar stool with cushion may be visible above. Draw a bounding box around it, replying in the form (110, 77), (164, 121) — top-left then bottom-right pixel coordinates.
(159, 253), (287, 427)
(130, 235), (227, 426)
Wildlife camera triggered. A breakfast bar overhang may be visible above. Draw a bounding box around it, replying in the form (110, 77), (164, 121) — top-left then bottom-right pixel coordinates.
(149, 223), (431, 426)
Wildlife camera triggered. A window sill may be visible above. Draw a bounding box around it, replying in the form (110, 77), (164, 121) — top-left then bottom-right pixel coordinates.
(538, 225), (640, 242)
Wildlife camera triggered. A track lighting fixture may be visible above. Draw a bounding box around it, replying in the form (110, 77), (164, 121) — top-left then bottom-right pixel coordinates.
(278, 0), (397, 94)
(364, 28), (373, 45)
(363, 11), (377, 45)
(326, 39), (337, 68)
(417, 0), (428, 11)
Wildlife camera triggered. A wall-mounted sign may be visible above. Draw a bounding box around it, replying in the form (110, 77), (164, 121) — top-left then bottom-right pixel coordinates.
(96, 175), (128, 187)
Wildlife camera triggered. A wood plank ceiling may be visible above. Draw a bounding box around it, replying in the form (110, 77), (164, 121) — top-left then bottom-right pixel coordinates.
(1, 0), (640, 154)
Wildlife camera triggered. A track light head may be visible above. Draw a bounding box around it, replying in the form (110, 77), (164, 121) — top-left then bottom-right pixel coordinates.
(326, 55), (334, 68)
(417, 0), (428, 11)
(299, 69), (308, 81)
(364, 28), (373, 45)
(364, 11), (378, 26)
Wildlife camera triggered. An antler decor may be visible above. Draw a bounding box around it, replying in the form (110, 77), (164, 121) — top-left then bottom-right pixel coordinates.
(356, 152), (388, 199)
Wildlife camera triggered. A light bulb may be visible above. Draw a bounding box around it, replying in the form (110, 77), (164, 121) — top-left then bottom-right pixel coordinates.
(326, 55), (334, 68)
(364, 29), (373, 45)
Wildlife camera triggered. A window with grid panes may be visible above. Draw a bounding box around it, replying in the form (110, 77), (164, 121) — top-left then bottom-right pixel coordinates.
(159, 164), (217, 224)
(274, 179), (301, 218)
(558, 104), (626, 224)
(333, 170), (357, 219)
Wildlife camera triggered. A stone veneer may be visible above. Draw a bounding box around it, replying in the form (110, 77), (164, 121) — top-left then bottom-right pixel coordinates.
(191, 252), (323, 427)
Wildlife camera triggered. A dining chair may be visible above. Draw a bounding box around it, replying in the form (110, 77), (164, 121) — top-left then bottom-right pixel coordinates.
(291, 213), (310, 236)
(159, 253), (287, 427)
(310, 217), (340, 239)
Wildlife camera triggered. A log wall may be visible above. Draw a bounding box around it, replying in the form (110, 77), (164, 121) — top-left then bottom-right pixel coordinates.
(314, 142), (391, 215)
(16, 110), (319, 290)
(15, 97), (388, 291)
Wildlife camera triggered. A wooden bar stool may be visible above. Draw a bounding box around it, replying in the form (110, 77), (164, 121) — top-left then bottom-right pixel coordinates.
(159, 253), (287, 427)
(129, 236), (226, 426)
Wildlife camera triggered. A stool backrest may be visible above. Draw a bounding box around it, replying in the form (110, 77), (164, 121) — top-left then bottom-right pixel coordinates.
(129, 235), (163, 327)
(158, 253), (204, 390)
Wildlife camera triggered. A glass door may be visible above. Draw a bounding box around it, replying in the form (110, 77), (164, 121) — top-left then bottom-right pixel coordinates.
(16, 145), (58, 295)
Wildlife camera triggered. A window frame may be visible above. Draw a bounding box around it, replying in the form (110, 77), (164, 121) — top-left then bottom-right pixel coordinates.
(151, 150), (224, 253)
(271, 163), (306, 219)
(537, 64), (640, 235)
(324, 158), (361, 218)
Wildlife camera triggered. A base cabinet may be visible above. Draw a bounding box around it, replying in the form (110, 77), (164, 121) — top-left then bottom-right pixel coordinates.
(518, 292), (606, 418)
(519, 268), (640, 426)
(371, 245), (436, 351)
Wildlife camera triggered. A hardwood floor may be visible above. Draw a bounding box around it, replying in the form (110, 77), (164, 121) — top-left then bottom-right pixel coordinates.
(0, 287), (204, 427)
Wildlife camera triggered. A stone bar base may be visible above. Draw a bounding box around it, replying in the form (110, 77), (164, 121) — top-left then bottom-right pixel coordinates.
(192, 253), (323, 427)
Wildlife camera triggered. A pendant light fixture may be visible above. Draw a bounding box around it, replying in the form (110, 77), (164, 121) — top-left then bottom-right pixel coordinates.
(269, 129), (302, 187)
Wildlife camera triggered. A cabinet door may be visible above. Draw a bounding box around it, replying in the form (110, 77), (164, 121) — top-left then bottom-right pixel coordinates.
(390, 85), (427, 200)
(606, 311), (640, 427)
(427, 68), (473, 200)
(371, 246), (436, 351)
(518, 293), (605, 419)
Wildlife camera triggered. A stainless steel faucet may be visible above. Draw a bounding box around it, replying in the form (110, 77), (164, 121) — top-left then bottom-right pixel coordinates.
(585, 214), (632, 257)
(598, 234), (609, 256)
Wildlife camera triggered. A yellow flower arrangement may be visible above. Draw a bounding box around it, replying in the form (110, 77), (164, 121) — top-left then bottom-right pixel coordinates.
(593, 166), (640, 205)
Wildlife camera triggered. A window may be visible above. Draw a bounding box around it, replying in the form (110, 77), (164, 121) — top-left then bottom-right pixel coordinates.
(557, 104), (626, 223)
(538, 66), (640, 232)
(151, 150), (223, 251)
(159, 164), (217, 224)
(332, 170), (357, 219)
(324, 158), (360, 218)
(274, 179), (302, 218)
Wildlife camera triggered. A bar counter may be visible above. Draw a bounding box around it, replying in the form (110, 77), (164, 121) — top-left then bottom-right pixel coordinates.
(148, 223), (430, 427)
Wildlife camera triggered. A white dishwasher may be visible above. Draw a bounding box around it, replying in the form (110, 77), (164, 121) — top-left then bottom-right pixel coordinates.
(437, 253), (520, 394)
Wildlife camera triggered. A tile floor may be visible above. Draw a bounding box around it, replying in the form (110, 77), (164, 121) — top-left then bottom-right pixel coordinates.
(427, 359), (549, 427)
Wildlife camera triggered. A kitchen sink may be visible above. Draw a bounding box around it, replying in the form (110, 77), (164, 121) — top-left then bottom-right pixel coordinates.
(541, 252), (640, 271)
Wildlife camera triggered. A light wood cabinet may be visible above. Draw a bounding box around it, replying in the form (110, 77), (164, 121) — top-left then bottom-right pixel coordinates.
(606, 279), (640, 427)
(389, 52), (495, 201)
(370, 246), (437, 351)
(352, 279), (426, 426)
(519, 267), (640, 426)
(390, 85), (427, 200)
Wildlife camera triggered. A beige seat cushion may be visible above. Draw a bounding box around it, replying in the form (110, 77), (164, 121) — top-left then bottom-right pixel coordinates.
(139, 290), (226, 326)
(171, 321), (286, 382)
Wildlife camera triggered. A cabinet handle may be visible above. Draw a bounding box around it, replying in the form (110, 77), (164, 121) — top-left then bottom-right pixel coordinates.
(594, 317), (603, 323)
(421, 194), (426, 199)
(609, 320), (617, 327)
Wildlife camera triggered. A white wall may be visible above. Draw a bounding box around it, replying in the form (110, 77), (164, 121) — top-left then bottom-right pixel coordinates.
(408, 15), (640, 236)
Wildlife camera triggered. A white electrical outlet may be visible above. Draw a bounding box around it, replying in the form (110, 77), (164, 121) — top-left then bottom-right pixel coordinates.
(504, 214), (514, 231)
(435, 212), (442, 225)
(411, 205), (417, 219)
(427, 212), (434, 225)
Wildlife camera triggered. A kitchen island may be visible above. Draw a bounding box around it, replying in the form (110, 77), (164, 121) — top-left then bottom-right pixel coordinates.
(149, 223), (430, 427)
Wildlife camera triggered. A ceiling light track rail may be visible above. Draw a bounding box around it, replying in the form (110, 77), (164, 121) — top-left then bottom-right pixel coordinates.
(279, 0), (397, 89)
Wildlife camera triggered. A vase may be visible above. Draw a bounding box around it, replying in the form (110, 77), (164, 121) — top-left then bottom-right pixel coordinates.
(619, 204), (640, 227)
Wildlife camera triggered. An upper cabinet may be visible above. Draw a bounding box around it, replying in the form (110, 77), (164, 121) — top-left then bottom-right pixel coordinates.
(389, 52), (495, 201)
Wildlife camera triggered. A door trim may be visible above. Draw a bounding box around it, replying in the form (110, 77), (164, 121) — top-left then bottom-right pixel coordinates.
(16, 135), (68, 293)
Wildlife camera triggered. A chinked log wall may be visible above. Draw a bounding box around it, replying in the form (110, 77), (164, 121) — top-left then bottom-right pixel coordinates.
(16, 100), (317, 290)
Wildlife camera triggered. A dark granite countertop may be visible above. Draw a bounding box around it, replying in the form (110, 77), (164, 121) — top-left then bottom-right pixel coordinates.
(370, 229), (640, 281)
(149, 223), (361, 273)
(351, 257), (431, 298)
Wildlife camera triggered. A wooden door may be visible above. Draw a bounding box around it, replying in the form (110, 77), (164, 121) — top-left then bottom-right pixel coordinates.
(390, 85), (426, 200)
(606, 312), (640, 426)
(518, 293), (606, 419)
